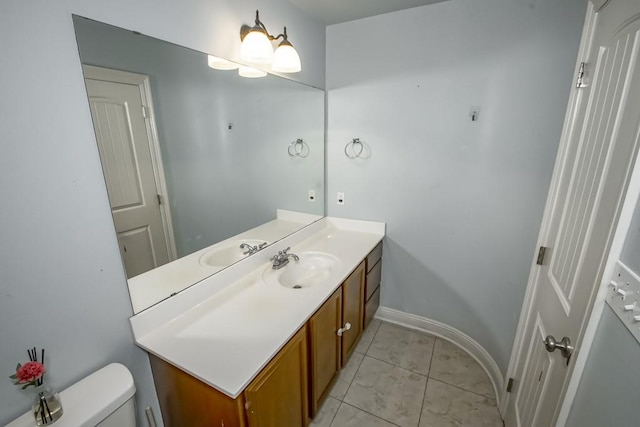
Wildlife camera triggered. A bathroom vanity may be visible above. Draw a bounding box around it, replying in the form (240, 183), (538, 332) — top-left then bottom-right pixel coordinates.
(130, 217), (384, 426)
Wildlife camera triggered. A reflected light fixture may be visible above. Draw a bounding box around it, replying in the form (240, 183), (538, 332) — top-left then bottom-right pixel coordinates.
(207, 55), (239, 70)
(239, 10), (301, 75)
(238, 66), (267, 78)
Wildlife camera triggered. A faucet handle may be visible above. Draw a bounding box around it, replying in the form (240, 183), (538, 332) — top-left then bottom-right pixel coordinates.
(271, 247), (291, 262)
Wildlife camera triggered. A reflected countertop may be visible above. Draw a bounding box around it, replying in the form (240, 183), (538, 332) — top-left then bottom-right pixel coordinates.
(130, 216), (384, 398)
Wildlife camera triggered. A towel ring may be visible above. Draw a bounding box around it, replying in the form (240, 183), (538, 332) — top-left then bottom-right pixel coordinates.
(345, 138), (365, 159)
(288, 139), (309, 158)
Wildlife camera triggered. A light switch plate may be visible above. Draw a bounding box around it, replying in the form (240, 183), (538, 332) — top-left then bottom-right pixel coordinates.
(606, 261), (640, 344)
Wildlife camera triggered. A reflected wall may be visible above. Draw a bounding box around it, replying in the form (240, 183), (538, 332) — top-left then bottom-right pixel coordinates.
(74, 17), (325, 312)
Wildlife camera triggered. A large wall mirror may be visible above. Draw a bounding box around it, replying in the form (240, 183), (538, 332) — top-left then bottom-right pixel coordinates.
(73, 16), (325, 314)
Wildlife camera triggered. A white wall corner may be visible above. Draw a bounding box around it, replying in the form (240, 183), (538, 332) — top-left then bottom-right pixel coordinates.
(374, 306), (504, 406)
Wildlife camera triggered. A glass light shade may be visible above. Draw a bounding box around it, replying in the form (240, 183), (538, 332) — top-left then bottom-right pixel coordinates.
(238, 66), (267, 78)
(272, 43), (301, 73)
(240, 30), (273, 64)
(207, 55), (239, 70)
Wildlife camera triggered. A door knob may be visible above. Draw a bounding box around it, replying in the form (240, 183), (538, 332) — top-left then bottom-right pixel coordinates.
(543, 335), (574, 358)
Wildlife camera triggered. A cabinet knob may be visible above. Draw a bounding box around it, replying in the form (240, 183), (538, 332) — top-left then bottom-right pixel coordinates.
(337, 322), (352, 336)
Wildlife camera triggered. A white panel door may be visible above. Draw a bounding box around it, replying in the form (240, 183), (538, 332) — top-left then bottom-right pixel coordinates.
(505, 0), (640, 425)
(86, 77), (171, 278)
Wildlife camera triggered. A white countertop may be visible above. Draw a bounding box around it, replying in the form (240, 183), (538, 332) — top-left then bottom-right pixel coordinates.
(131, 217), (384, 398)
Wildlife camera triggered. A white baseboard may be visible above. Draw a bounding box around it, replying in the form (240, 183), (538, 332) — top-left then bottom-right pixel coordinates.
(374, 306), (504, 404)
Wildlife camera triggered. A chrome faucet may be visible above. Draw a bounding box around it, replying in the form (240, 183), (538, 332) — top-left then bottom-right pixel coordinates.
(271, 247), (299, 270)
(240, 242), (268, 255)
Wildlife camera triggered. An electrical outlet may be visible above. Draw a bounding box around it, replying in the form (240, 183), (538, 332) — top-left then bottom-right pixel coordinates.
(469, 106), (481, 122)
(308, 190), (316, 202)
(337, 192), (345, 205)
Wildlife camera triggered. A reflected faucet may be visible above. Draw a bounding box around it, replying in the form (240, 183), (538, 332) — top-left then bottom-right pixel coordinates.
(271, 247), (299, 270)
(240, 242), (268, 255)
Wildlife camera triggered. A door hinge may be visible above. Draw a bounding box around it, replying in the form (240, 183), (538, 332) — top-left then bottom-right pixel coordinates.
(506, 377), (515, 393)
(156, 194), (162, 205)
(142, 105), (149, 118)
(576, 62), (587, 88)
(536, 246), (548, 265)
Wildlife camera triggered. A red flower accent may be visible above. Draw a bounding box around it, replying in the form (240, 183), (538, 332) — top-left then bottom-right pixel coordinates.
(15, 361), (45, 384)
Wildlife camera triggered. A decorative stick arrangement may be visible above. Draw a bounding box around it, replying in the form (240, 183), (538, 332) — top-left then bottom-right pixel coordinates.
(28, 348), (56, 424)
(27, 347), (45, 386)
(10, 347), (64, 425)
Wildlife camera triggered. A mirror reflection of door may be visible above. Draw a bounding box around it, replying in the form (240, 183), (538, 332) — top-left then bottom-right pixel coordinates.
(83, 65), (175, 278)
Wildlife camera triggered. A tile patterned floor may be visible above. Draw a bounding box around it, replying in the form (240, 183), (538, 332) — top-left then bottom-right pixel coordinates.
(311, 320), (503, 427)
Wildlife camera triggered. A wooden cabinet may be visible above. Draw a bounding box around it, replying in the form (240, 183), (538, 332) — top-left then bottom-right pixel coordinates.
(150, 326), (309, 427)
(150, 355), (247, 427)
(364, 242), (383, 329)
(364, 285), (381, 328)
(308, 288), (342, 416)
(150, 246), (380, 426)
(245, 326), (309, 427)
(341, 261), (366, 364)
(308, 261), (366, 416)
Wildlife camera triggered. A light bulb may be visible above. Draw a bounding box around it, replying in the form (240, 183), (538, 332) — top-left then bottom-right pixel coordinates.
(238, 66), (267, 78)
(272, 42), (301, 73)
(240, 30), (273, 64)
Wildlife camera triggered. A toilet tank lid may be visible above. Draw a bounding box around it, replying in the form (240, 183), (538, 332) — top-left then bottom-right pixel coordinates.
(6, 363), (136, 427)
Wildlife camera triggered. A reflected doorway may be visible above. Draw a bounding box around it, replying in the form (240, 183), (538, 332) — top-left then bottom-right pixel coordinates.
(84, 66), (176, 278)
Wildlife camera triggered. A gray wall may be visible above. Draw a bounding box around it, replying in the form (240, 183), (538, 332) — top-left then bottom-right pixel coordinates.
(566, 198), (640, 427)
(74, 18), (324, 257)
(621, 196), (640, 272)
(326, 0), (587, 372)
(0, 0), (324, 425)
(566, 305), (640, 427)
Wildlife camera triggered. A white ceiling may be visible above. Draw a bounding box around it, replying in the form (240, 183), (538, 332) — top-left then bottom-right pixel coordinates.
(288, 0), (450, 25)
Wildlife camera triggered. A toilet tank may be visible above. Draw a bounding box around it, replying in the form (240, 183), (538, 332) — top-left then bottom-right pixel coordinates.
(6, 363), (136, 427)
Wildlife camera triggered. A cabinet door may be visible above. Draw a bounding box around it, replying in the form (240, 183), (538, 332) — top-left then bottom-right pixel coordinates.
(308, 288), (342, 416)
(244, 326), (309, 427)
(149, 354), (246, 427)
(341, 261), (365, 365)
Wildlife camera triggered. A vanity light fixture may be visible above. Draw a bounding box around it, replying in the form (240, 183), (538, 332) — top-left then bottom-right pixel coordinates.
(239, 10), (302, 74)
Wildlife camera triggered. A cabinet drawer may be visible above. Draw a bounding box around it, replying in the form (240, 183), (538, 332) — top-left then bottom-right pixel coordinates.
(365, 259), (381, 301)
(364, 286), (380, 330)
(366, 242), (382, 273)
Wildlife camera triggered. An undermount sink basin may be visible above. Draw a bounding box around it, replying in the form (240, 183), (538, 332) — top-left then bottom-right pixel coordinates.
(263, 251), (341, 289)
(199, 239), (267, 267)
